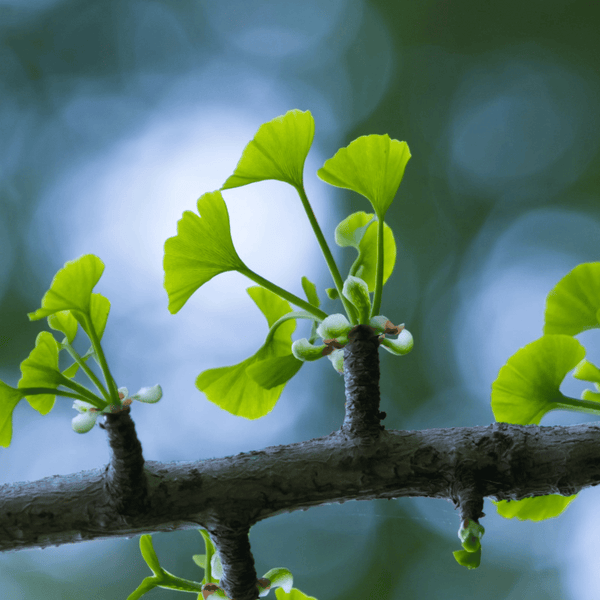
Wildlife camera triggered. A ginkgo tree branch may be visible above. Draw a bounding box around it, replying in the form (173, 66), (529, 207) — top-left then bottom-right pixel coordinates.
(2, 415), (600, 554)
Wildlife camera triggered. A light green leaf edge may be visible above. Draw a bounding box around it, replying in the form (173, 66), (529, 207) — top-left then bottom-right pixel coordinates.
(28, 254), (104, 322)
(544, 262), (600, 336)
(164, 190), (247, 314)
(492, 495), (577, 521)
(196, 287), (298, 419)
(335, 212), (396, 292)
(221, 109), (315, 190)
(317, 135), (411, 219)
(491, 335), (586, 425)
(0, 381), (25, 448)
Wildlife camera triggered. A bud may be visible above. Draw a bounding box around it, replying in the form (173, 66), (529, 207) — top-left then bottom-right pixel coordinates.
(292, 338), (326, 361)
(71, 401), (100, 433)
(131, 384), (163, 403)
(342, 276), (371, 323)
(327, 348), (344, 373)
(380, 328), (413, 355)
(316, 314), (351, 344)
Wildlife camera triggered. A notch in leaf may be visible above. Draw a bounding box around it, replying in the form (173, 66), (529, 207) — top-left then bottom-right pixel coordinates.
(221, 109), (315, 190)
(164, 190), (247, 314)
(317, 135), (411, 219)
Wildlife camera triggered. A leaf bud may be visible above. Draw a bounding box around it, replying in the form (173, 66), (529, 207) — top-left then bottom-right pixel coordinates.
(327, 348), (344, 373)
(380, 328), (413, 355)
(131, 384), (163, 403)
(71, 401), (100, 433)
(316, 314), (351, 343)
(342, 276), (371, 323)
(292, 338), (327, 361)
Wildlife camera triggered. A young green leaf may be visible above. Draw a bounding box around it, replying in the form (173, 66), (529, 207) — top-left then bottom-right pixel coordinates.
(334, 212), (396, 292)
(164, 191), (247, 314)
(196, 287), (298, 419)
(139, 535), (165, 576)
(262, 568), (293, 594)
(342, 276), (371, 323)
(492, 495), (577, 521)
(48, 310), (78, 344)
(301, 276), (320, 308)
(221, 109), (315, 190)
(317, 135), (411, 218)
(491, 335), (585, 425)
(247, 354), (303, 389)
(0, 380), (25, 448)
(28, 254), (104, 321)
(453, 547), (481, 570)
(544, 262), (600, 336)
(275, 589), (318, 600)
(18, 331), (62, 415)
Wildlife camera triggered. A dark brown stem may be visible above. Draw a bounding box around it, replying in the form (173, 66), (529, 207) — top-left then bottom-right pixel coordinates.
(208, 525), (258, 600)
(103, 407), (149, 515)
(342, 324), (383, 438)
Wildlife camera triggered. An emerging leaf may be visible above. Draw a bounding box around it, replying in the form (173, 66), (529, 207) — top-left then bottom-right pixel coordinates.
(491, 335), (585, 425)
(262, 568), (293, 594)
(196, 287), (297, 418)
(301, 276), (320, 308)
(222, 109), (315, 190)
(342, 276), (371, 323)
(164, 191), (247, 314)
(492, 495), (577, 521)
(18, 331), (63, 415)
(0, 380), (25, 447)
(453, 547), (481, 570)
(318, 135), (411, 218)
(544, 262), (600, 336)
(28, 254), (104, 321)
(334, 212), (396, 292)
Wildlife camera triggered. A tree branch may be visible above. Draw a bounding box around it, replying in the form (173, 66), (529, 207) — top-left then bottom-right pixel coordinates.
(2, 421), (600, 552)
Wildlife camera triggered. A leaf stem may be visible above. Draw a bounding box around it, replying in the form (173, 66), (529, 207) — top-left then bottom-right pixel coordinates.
(61, 342), (111, 403)
(554, 394), (600, 416)
(19, 386), (106, 409)
(84, 315), (120, 404)
(370, 216), (385, 317)
(239, 268), (328, 320)
(295, 184), (358, 324)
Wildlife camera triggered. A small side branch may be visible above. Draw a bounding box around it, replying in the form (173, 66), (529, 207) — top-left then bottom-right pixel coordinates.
(103, 408), (149, 515)
(208, 524), (258, 600)
(342, 324), (383, 438)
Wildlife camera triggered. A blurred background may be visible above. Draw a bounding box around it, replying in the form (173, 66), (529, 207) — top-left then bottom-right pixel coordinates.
(1, 1), (600, 598)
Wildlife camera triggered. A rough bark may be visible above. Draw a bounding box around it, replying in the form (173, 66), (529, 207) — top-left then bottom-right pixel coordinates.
(2, 329), (600, 597)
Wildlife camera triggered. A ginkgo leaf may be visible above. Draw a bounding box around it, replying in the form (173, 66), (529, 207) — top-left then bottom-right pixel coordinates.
(18, 331), (63, 415)
(164, 190), (247, 314)
(544, 262), (600, 336)
(317, 135), (411, 218)
(492, 495), (576, 521)
(48, 310), (78, 344)
(262, 568), (293, 594)
(247, 354), (303, 389)
(196, 287), (296, 419)
(28, 254), (104, 321)
(491, 335), (585, 425)
(0, 380), (25, 447)
(221, 109), (315, 190)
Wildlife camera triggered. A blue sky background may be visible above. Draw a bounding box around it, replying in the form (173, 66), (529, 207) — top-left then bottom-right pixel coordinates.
(1, 1), (600, 598)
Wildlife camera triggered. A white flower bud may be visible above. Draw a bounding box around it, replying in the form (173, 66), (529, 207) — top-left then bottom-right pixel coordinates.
(131, 384), (163, 403)
(71, 409), (99, 433)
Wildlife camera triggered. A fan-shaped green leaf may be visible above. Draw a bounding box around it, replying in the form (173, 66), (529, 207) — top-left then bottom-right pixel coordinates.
(18, 331), (62, 415)
(221, 109), (314, 190)
(544, 262), (600, 335)
(164, 190), (247, 314)
(317, 135), (411, 218)
(28, 254), (104, 321)
(491, 335), (585, 425)
(196, 287), (296, 418)
(48, 310), (78, 344)
(0, 380), (25, 447)
(492, 495), (576, 521)
(334, 212), (396, 292)
(247, 354), (303, 389)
